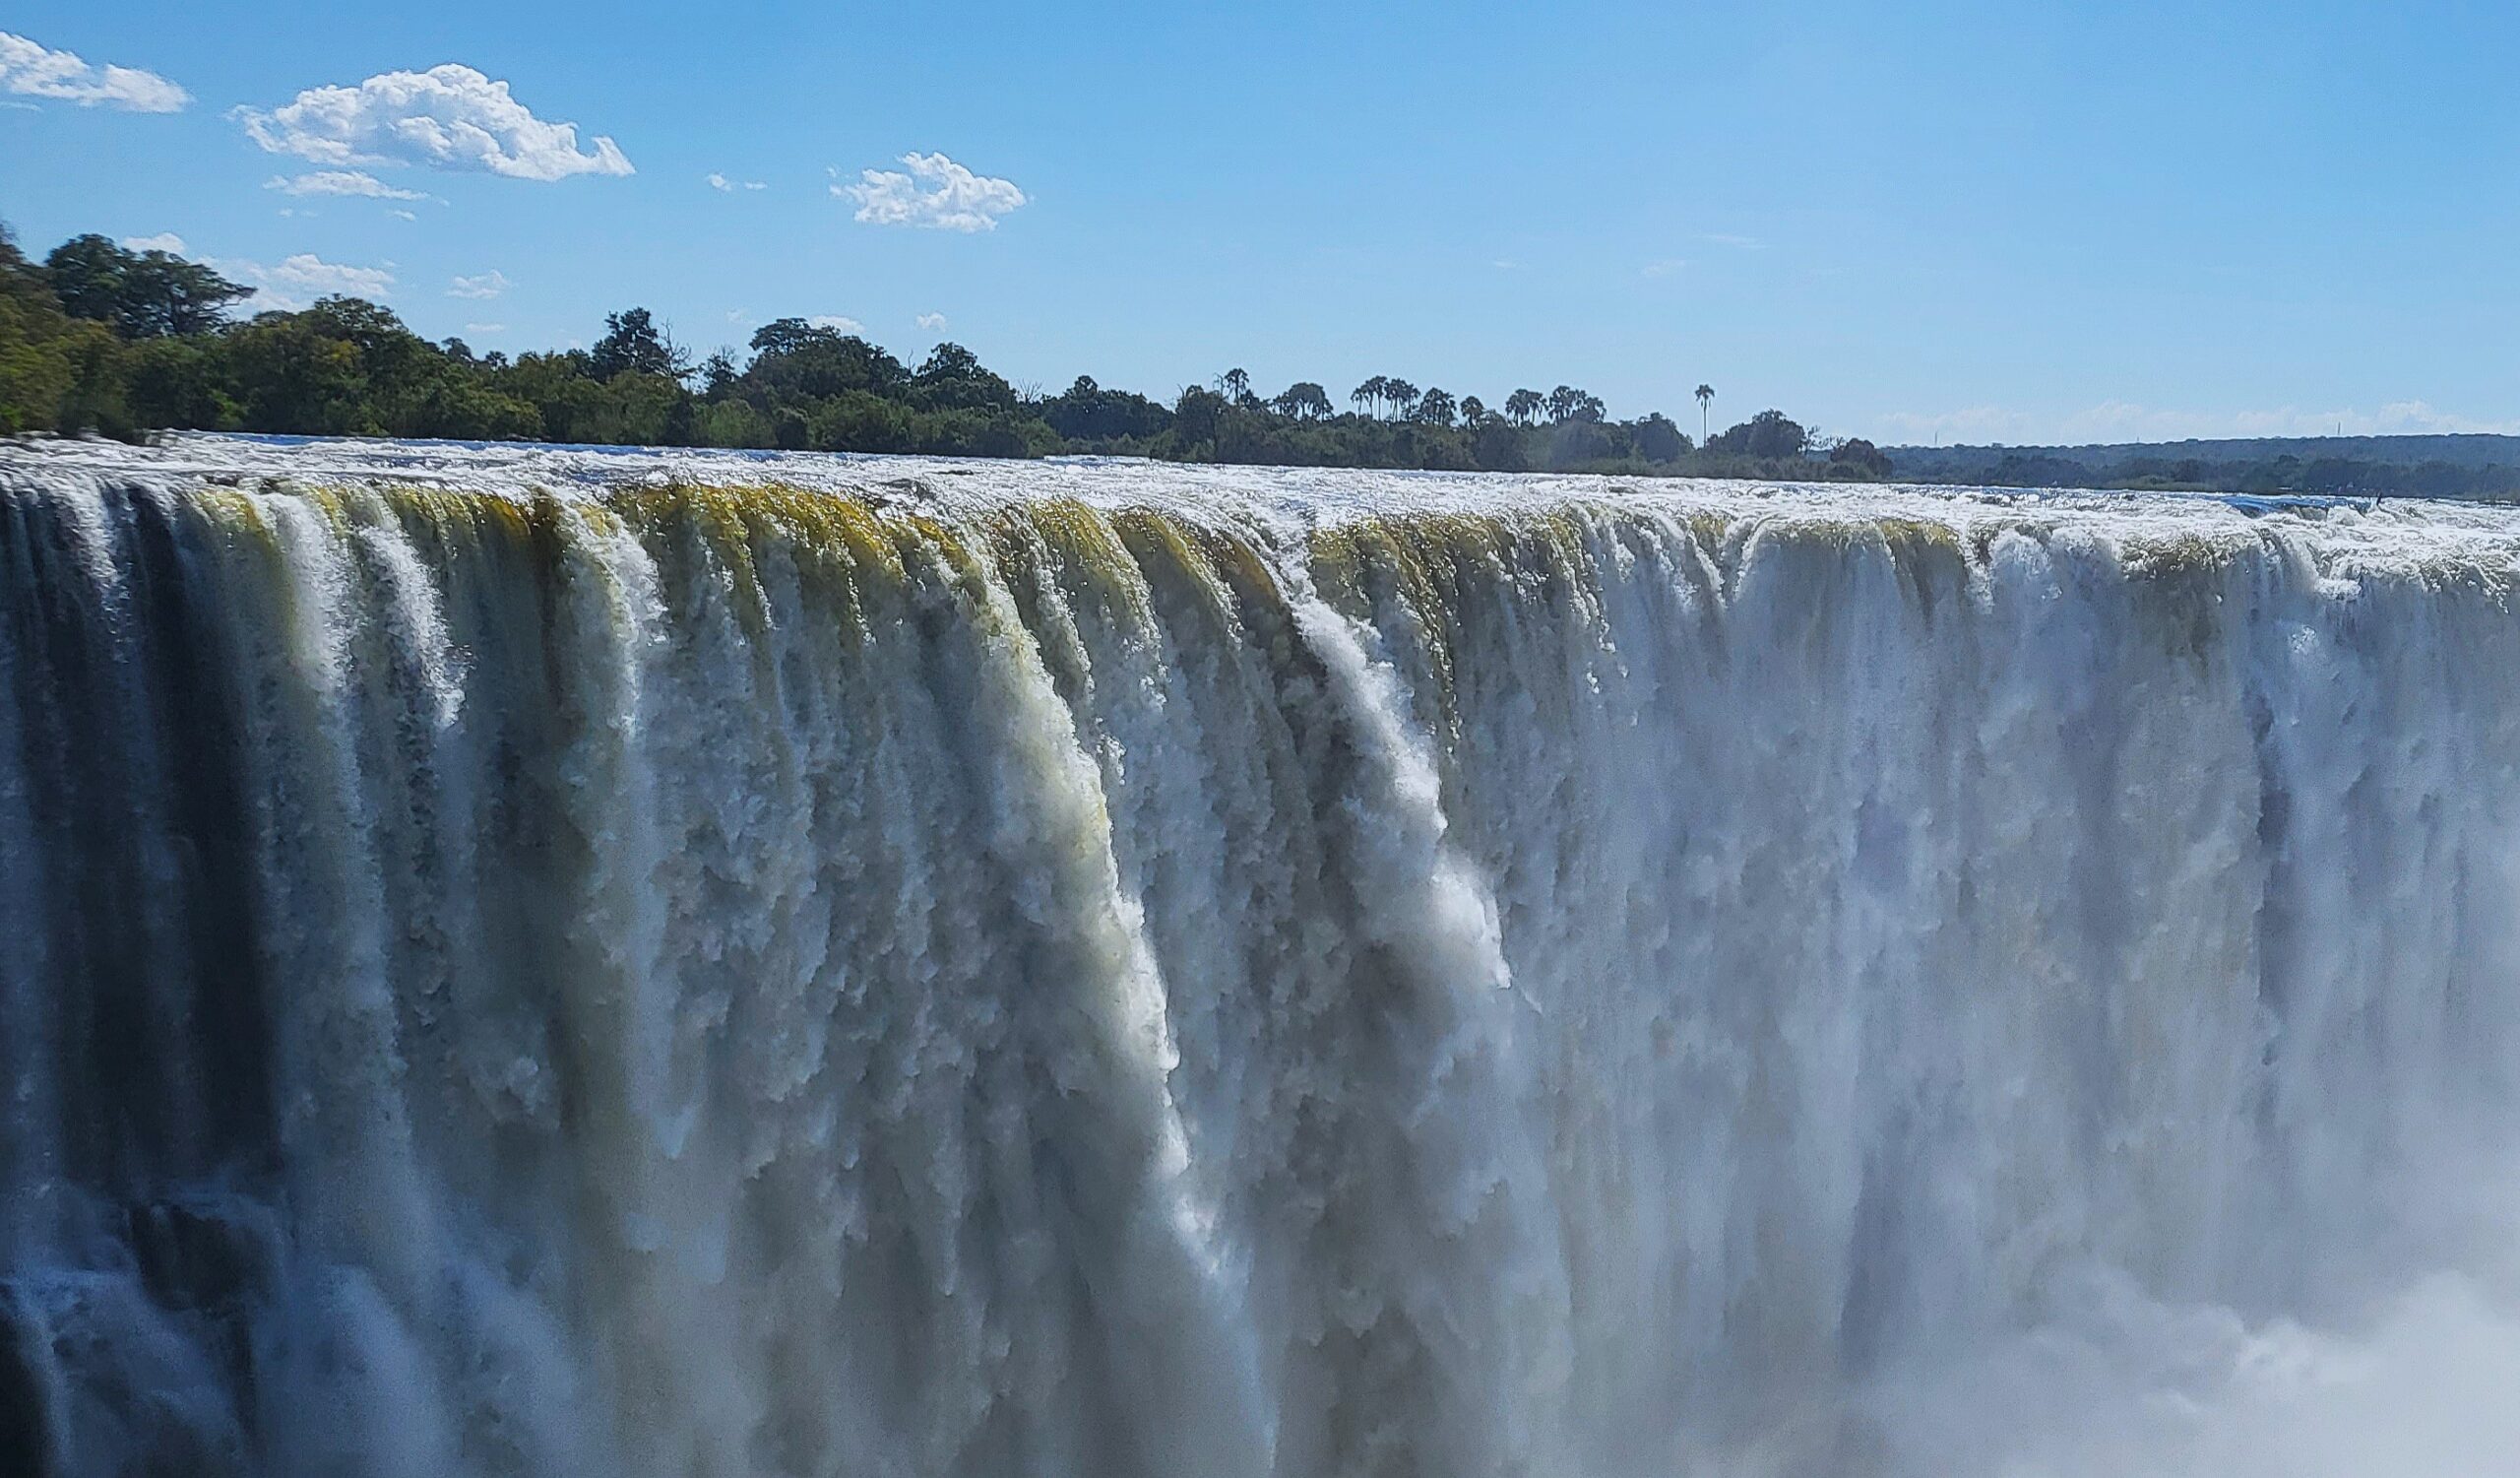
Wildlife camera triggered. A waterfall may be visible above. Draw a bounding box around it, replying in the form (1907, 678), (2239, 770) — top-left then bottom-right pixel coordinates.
(6, 436), (2520, 1477)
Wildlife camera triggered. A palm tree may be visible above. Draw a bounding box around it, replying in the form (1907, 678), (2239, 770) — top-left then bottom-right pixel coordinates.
(1384, 379), (1419, 420)
(1505, 388), (1543, 426)
(1695, 384), (1715, 442)
(1352, 377), (1384, 418)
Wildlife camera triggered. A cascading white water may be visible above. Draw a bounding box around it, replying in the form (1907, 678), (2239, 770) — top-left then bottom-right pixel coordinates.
(5, 435), (2520, 1477)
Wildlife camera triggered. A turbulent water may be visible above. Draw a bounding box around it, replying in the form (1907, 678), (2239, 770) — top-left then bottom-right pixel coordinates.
(7, 436), (2520, 1478)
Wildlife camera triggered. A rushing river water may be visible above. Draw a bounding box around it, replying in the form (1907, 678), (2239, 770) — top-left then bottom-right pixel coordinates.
(7, 436), (2520, 1477)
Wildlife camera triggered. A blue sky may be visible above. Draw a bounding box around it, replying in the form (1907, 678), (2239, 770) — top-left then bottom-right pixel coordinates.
(8, 1), (2519, 445)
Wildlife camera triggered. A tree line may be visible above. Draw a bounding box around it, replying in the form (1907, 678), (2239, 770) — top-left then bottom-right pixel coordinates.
(1895, 446), (2520, 501)
(0, 224), (1902, 480)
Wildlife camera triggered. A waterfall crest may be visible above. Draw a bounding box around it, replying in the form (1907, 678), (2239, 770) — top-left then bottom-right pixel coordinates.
(7, 438), (2520, 1476)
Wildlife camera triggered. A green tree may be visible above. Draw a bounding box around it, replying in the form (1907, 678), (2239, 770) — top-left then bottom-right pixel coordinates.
(811, 390), (914, 452)
(1830, 437), (1891, 478)
(744, 319), (909, 401)
(1272, 381), (1332, 420)
(1415, 388), (1457, 427)
(44, 234), (253, 338)
(121, 336), (234, 429)
(912, 341), (1017, 412)
(1634, 412), (1689, 463)
(1695, 383), (1714, 441)
(0, 224), (101, 433)
(1505, 388), (1543, 425)
(222, 311), (373, 434)
(1043, 374), (1172, 441)
(590, 307), (687, 382)
(1473, 417), (1526, 471)
(1173, 385), (1227, 448)
(1544, 384), (1603, 424)
(1708, 409), (1808, 460)
(696, 398), (770, 447)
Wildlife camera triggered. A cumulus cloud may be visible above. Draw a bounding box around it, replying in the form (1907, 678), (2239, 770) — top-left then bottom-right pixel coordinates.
(807, 314), (864, 333)
(1876, 398), (2520, 446)
(837, 153), (1025, 231)
(446, 271), (510, 300)
(269, 255), (394, 297)
(119, 232), (187, 254)
(915, 312), (948, 331)
(266, 169), (430, 201)
(234, 64), (632, 181)
(210, 253), (396, 312)
(706, 172), (766, 192)
(0, 32), (188, 112)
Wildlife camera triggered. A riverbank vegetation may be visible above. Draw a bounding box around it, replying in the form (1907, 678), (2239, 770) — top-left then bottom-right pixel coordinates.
(1890, 443), (2520, 500)
(1, 225), (1893, 481)
(13, 224), (2513, 499)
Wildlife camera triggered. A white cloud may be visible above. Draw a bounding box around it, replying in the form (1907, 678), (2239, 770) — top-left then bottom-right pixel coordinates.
(234, 63), (632, 181)
(209, 254), (394, 311)
(807, 313), (864, 333)
(271, 255), (393, 297)
(838, 153), (1025, 231)
(1875, 399), (2520, 446)
(446, 271), (510, 300)
(1642, 258), (1688, 277)
(266, 168), (429, 200)
(915, 312), (947, 331)
(463, 322), (505, 334)
(706, 171), (767, 192)
(119, 232), (186, 254)
(0, 32), (188, 112)
(391, 209), (416, 222)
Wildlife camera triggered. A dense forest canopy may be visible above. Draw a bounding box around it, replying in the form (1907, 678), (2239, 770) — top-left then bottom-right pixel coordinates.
(7, 222), (2517, 499)
(0, 224), (1890, 481)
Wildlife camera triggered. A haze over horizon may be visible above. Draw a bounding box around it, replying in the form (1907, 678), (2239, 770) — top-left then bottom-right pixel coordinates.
(11, 1), (2520, 445)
